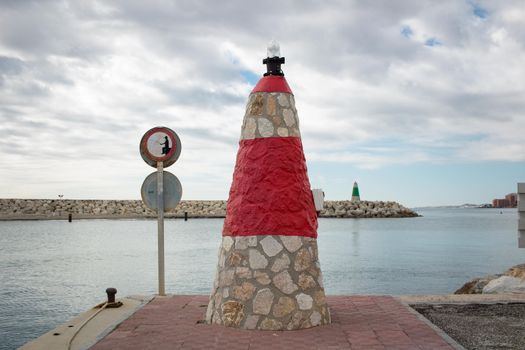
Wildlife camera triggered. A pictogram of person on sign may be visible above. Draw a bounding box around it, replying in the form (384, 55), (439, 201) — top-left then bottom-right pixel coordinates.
(160, 136), (171, 155)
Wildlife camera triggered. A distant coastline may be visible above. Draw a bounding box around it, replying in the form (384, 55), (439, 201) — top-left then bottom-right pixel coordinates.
(0, 198), (418, 220)
(413, 203), (494, 210)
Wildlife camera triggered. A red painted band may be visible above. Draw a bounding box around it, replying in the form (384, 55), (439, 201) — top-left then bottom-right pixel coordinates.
(223, 137), (317, 238)
(252, 75), (293, 94)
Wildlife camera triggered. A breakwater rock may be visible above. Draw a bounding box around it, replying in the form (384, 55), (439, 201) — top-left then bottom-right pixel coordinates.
(455, 264), (525, 294)
(319, 200), (417, 218)
(0, 199), (418, 220)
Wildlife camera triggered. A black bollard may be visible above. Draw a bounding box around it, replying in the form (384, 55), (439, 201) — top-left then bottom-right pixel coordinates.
(105, 287), (123, 308)
(68, 213), (72, 222)
(184, 212), (188, 221)
(106, 288), (117, 304)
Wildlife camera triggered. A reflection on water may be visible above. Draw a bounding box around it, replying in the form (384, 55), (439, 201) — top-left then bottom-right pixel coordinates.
(0, 208), (521, 349)
(351, 219), (360, 255)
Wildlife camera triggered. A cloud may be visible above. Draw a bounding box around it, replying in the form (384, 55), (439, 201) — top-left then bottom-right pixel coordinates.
(0, 0), (523, 201)
(154, 82), (245, 109)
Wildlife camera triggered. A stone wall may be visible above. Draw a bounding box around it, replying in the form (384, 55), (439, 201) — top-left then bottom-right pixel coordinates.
(206, 235), (330, 330)
(0, 199), (418, 220)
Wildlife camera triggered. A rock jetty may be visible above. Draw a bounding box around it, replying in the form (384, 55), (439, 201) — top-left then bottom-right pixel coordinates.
(320, 200), (417, 218)
(0, 198), (418, 220)
(455, 264), (525, 294)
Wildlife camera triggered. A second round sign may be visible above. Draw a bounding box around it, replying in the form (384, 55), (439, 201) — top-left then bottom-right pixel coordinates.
(141, 171), (183, 211)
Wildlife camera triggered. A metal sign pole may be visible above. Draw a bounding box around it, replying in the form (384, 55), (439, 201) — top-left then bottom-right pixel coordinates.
(157, 161), (165, 296)
(141, 127), (181, 296)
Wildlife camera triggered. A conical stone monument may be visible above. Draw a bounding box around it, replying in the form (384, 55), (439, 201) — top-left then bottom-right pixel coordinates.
(205, 42), (331, 330)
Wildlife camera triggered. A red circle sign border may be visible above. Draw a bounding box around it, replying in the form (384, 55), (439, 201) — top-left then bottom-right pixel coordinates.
(141, 127), (178, 163)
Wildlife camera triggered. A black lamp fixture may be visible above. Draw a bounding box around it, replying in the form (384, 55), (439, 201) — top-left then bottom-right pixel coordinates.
(263, 40), (285, 76)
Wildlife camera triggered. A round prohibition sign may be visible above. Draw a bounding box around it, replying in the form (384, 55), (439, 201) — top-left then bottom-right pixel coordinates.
(140, 127), (181, 168)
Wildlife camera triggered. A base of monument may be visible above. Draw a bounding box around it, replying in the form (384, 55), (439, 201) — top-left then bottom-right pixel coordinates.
(206, 235), (331, 330)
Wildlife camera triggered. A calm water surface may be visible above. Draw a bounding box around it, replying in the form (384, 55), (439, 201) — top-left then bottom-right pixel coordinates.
(0, 208), (522, 349)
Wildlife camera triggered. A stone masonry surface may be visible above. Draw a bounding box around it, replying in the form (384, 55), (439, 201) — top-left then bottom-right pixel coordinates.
(91, 295), (456, 350)
(206, 235), (330, 330)
(241, 92), (300, 140)
(0, 199), (418, 220)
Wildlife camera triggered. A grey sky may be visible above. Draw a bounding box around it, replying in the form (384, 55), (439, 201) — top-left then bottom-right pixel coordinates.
(0, 1), (523, 205)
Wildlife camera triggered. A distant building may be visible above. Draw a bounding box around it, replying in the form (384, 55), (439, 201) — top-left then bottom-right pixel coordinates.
(506, 193), (517, 207)
(492, 193), (517, 208)
(492, 199), (507, 208)
(351, 181), (360, 202)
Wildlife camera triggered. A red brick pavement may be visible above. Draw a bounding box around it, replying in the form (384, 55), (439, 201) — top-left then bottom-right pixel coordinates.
(91, 295), (456, 350)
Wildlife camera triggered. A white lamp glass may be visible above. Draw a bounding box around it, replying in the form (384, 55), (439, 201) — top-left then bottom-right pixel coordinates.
(267, 40), (280, 57)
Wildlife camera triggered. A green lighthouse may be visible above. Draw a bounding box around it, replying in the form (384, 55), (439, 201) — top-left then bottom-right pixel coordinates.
(351, 181), (360, 201)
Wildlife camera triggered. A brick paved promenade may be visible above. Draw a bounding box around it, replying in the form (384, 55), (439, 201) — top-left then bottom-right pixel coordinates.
(92, 295), (457, 350)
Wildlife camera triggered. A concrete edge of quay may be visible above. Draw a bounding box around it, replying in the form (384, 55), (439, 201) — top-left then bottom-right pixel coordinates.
(397, 293), (525, 305)
(19, 295), (154, 350)
(396, 298), (468, 350)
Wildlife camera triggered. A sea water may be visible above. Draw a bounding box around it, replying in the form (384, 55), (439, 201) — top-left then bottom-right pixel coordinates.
(0, 208), (522, 349)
